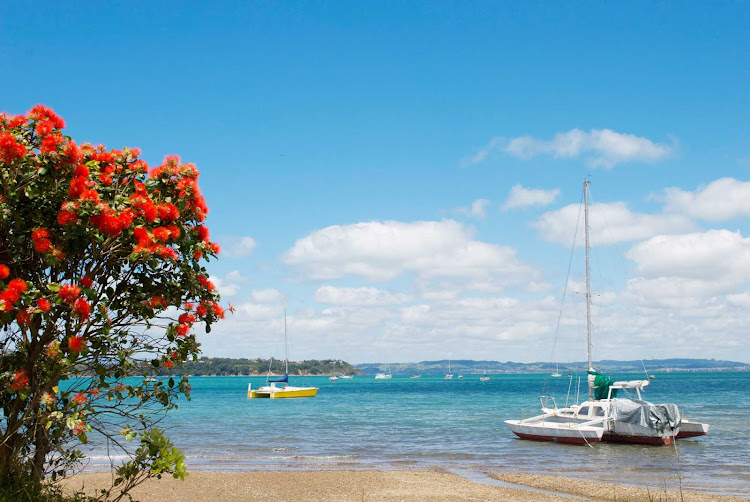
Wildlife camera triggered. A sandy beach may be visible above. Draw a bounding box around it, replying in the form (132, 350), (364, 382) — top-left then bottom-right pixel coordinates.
(61, 470), (748, 502)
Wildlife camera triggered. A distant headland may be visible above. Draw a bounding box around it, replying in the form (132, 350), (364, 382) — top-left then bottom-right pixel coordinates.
(160, 357), (749, 376)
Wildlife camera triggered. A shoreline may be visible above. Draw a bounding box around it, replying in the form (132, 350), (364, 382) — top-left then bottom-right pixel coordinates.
(61, 469), (748, 501)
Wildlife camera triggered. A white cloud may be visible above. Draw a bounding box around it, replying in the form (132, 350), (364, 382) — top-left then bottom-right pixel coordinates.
(466, 129), (673, 168)
(314, 285), (411, 306)
(282, 219), (539, 283)
(454, 199), (490, 219)
(626, 230), (750, 283)
(210, 270), (245, 297)
(251, 288), (284, 304)
(663, 178), (750, 221)
(534, 201), (696, 246)
(223, 236), (257, 258)
(502, 185), (560, 210)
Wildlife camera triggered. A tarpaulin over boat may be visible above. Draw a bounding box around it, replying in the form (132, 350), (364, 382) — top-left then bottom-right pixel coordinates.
(610, 399), (681, 434)
(268, 374), (288, 383)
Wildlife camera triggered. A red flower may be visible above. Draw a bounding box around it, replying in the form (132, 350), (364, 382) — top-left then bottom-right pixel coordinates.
(80, 188), (100, 203)
(63, 140), (82, 163)
(99, 173), (113, 185)
(16, 310), (30, 326)
(73, 298), (91, 320)
(11, 369), (29, 390)
(35, 120), (54, 137)
(37, 298), (51, 312)
(88, 387), (100, 396)
(193, 249), (203, 260)
(1, 288), (21, 308)
(164, 360), (173, 370)
(59, 283), (81, 303)
(32, 228), (50, 241)
(68, 336), (84, 353)
(68, 176), (91, 198)
(33, 238), (52, 253)
(28, 104), (65, 128)
(80, 276), (93, 288)
(8, 278), (27, 293)
(212, 302), (225, 319)
(209, 242), (221, 254)
(73, 164), (90, 177)
(40, 133), (64, 155)
(176, 324), (190, 337)
(178, 313), (195, 325)
(57, 210), (79, 225)
(153, 227), (170, 242)
(0, 132), (27, 163)
(0, 264), (9, 279)
(73, 392), (87, 404)
(195, 226), (210, 242)
(196, 304), (208, 317)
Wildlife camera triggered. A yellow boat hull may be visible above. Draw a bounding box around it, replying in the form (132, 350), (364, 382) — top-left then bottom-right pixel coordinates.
(248, 385), (318, 399)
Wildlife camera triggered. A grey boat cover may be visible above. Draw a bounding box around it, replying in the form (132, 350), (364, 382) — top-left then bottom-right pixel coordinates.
(610, 399), (681, 434)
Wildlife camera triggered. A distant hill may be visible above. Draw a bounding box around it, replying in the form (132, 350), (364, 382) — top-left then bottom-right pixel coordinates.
(355, 358), (750, 375)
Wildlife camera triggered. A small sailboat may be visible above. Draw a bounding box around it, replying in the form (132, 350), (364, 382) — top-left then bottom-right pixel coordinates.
(339, 374), (353, 380)
(444, 360), (453, 380)
(410, 374), (421, 379)
(551, 363), (562, 378)
(506, 180), (708, 445)
(247, 299), (318, 399)
(375, 363), (392, 379)
(329, 361), (339, 381)
(480, 371), (490, 382)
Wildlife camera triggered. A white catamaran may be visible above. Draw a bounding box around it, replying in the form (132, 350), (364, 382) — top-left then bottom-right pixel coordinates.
(505, 180), (709, 445)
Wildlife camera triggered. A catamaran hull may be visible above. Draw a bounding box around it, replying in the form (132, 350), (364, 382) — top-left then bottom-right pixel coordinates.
(602, 432), (674, 446)
(676, 420), (709, 438)
(504, 420), (604, 445)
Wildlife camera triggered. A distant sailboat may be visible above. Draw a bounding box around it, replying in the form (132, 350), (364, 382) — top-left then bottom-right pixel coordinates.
(247, 299), (318, 399)
(375, 363), (392, 379)
(551, 363), (562, 378)
(329, 361), (339, 381)
(444, 360), (453, 380)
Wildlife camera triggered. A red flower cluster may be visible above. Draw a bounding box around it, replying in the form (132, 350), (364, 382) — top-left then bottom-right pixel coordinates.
(80, 276), (93, 288)
(32, 228), (52, 253)
(0, 132), (26, 163)
(1, 278), (27, 312)
(16, 310), (30, 326)
(68, 336), (85, 353)
(0, 264), (9, 279)
(90, 206), (135, 236)
(37, 298), (51, 312)
(59, 283), (81, 303)
(11, 369), (29, 391)
(73, 392), (87, 405)
(73, 297), (91, 320)
(28, 104), (65, 130)
(147, 296), (168, 310)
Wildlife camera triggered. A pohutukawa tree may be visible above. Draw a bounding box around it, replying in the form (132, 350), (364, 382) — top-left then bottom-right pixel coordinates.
(0, 105), (226, 498)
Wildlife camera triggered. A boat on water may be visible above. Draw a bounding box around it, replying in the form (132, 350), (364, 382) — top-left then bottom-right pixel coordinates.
(375, 363), (392, 379)
(505, 180), (709, 446)
(444, 360), (453, 380)
(247, 299), (318, 399)
(339, 374), (354, 379)
(410, 374), (421, 379)
(329, 361), (339, 381)
(480, 371), (490, 382)
(550, 363), (562, 378)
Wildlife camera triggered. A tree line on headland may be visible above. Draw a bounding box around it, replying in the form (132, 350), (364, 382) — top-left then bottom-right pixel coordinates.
(158, 357), (362, 376)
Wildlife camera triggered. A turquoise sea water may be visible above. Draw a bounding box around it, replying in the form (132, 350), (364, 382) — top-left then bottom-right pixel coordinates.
(87, 372), (750, 496)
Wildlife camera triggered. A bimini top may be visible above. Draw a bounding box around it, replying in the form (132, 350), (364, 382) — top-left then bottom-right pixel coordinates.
(268, 374), (288, 383)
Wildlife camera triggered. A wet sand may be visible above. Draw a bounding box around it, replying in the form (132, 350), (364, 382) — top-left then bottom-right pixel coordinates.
(62, 470), (747, 501)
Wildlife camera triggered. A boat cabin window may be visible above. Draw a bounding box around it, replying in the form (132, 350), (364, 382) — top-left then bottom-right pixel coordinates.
(577, 406), (589, 416)
(593, 407), (605, 416)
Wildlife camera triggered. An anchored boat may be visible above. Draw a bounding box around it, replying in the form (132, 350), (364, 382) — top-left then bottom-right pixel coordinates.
(506, 180), (708, 446)
(247, 299), (318, 399)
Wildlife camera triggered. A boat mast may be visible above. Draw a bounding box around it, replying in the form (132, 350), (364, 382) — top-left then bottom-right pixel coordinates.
(584, 179), (593, 400)
(283, 297), (289, 375)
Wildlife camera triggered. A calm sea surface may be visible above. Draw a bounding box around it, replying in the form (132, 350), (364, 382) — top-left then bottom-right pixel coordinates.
(85, 372), (750, 496)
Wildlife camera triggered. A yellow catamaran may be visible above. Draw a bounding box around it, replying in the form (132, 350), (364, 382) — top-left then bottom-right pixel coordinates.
(247, 299), (318, 399)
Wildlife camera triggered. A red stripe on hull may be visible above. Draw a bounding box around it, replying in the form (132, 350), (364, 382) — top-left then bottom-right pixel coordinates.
(602, 433), (674, 446)
(513, 432), (601, 445)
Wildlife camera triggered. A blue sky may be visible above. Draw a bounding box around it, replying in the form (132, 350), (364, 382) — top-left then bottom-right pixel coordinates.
(2, 1), (749, 364)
